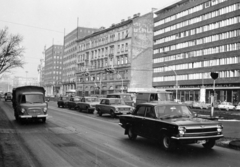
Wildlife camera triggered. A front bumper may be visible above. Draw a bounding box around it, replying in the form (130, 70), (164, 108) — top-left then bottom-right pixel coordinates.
(171, 134), (223, 140)
(19, 114), (48, 118)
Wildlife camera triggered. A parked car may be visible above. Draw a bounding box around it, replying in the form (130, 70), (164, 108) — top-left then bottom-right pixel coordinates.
(4, 92), (12, 101)
(235, 102), (240, 111)
(218, 102), (235, 111)
(118, 101), (223, 151)
(57, 96), (69, 108)
(192, 101), (211, 109)
(106, 93), (135, 107)
(184, 101), (194, 108)
(77, 96), (100, 113)
(68, 96), (82, 110)
(96, 98), (134, 118)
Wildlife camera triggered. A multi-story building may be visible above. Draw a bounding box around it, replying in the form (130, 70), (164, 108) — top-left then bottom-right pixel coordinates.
(44, 45), (63, 96)
(76, 12), (153, 96)
(62, 27), (98, 95)
(153, 0), (240, 103)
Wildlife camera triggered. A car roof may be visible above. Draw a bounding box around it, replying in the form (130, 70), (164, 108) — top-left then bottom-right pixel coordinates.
(107, 93), (131, 95)
(137, 101), (185, 106)
(101, 98), (121, 100)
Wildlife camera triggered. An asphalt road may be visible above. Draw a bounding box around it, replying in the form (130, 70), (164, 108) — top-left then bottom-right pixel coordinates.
(1, 100), (240, 167)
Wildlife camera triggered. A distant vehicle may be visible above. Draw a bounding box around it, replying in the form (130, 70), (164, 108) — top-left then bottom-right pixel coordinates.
(4, 92), (12, 101)
(106, 93), (134, 107)
(12, 86), (48, 123)
(57, 96), (69, 108)
(235, 102), (240, 110)
(68, 96), (82, 110)
(96, 98), (134, 118)
(218, 102), (235, 111)
(184, 101), (194, 108)
(135, 90), (172, 105)
(192, 101), (211, 109)
(118, 101), (223, 151)
(77, 96), (100, 113)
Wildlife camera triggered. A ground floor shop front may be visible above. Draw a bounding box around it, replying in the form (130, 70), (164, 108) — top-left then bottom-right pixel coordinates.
(166, 86), (240, 105)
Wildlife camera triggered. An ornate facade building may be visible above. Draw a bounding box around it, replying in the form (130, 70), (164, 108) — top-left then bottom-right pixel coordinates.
(76, 12), (153, 96)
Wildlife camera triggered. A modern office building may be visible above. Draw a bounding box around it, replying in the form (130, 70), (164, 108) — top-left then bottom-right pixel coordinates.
(75, 12), (153, 96)
(153, 0), (240, 103)
(44, 45), (63, 96)
(62, 27), (98, 95)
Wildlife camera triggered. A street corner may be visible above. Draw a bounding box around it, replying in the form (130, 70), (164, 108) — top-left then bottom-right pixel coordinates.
(216, 138), (240, 151)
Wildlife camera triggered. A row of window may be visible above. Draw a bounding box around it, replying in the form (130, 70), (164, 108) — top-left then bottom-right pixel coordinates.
(78, 43), (129, 62)
(78, 70), (128, 82)
(153, 70), (240, 82)
(155, 0), (228, 26)
(154, 41), (240, 64)
(154, 22), (240, 54)
(79, 29), (130, 51)
(153, 56), (240, 73)
(154, 3), (239, 36)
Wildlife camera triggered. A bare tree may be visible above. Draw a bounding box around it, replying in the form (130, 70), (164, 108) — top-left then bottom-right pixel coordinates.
(0, 27), (25, 75)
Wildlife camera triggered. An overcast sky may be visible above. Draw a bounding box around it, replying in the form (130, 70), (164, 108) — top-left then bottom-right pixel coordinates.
(0, 0), (179, 79)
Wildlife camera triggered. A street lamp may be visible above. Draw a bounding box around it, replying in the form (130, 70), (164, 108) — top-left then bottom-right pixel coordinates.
(165, 65), (178, 101)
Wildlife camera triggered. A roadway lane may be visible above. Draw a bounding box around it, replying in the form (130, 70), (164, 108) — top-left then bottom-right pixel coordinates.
(2, 101), (240, 167)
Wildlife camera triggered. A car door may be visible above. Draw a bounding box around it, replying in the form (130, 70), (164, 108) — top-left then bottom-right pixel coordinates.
(132, 105), (146, 136)
(143, 106), (158, 139)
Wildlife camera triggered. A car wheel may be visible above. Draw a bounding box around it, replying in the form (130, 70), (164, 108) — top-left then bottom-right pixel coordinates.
(98, 109), (102, 116)
(161, 134), (176, 151)
(110, 110), (115, 118)
(128, 126), (137, 140)
(203, 139), (215, 149)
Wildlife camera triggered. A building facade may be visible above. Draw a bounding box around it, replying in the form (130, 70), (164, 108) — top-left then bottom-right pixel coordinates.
(44, 45), (63, 96)
(76, 12), (153, 96)
(153, 0), (240, 103)
(62, 27), (98, 95)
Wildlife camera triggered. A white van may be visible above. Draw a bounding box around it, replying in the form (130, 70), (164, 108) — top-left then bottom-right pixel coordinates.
(136, 91), (172, 105)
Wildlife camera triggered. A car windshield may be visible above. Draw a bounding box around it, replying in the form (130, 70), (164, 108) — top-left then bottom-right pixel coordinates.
(155, 105), (193, 119)
(85, 98), (98, 102)
(109, 99), (124, 105)
(21, 94), (44, 103)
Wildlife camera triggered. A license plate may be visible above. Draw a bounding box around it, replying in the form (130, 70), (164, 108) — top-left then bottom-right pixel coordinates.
(197, 140), (206, 144)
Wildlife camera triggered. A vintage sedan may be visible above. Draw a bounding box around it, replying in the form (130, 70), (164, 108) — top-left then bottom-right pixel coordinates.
(218, 102), (235, 111)
(68, 96), (82, 110)
(57, 96), (69, 108)
(96, 98), (134, 118)
(192, 101), (211, 109)
(77, 96), (100, 113)
(119, 102), (223, 151)
(235, 102), (240, 110)
(4, 92), (12, 101)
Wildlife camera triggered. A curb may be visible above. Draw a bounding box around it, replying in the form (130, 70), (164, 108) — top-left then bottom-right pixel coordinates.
(229, 140), (240, 150)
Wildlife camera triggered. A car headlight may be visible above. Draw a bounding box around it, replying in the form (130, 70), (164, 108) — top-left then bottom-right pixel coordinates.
(217, 124), (223, 134)
(43, 107), (48, 113)
(178, 126), (186, 137)
(21, 108), (25, 113)
(115, 108), (119, 112)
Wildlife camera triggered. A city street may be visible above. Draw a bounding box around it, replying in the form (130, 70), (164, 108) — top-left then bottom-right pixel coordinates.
(0, 100), (240, 167)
